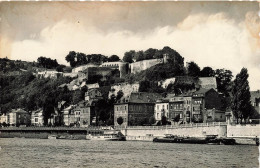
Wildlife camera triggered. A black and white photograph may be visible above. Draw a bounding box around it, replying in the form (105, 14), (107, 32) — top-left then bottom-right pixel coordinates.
(0, 1), (259, 167)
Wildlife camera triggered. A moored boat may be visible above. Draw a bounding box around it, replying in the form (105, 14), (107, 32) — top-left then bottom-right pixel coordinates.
(153, 134), (236, 145)
(86, 130), (126, 141)
(48, 135), (57, 139)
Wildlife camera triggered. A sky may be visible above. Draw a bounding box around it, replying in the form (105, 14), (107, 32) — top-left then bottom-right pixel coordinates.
(0, 1), (259, 90)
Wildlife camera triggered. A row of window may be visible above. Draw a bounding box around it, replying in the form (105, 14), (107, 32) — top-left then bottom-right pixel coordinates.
(103, 64), (119, 67)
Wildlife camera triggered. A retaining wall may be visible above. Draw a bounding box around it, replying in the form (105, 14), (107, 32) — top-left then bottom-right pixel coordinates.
(227, 124), (260, 138)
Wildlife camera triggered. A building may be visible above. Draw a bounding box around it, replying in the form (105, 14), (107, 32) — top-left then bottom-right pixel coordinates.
(63, 105), (75, 126)
(36, 70), (63, 79)
(0, 113), (7, 124)
(6, 109), (31, 126)
(85, 88), (103, 101)
(108, 82), (139, 99)
(250, 90), (260, 114)
(86, 83), (99, 89)
(192, 88), (222, 123)
(63, 101), (95, 127)
(73, 101), (95, 127)
(154, 99), (169, 122)
(31, 109), (44, 126)
(114, 92), (162, 126)
(100, 61), (129, 77)
(168, 95), (193, 124)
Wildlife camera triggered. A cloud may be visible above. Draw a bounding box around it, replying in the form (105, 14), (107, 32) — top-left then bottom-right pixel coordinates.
(1, 2), (259, 90)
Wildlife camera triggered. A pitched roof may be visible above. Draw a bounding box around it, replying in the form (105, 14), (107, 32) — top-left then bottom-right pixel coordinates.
(193, 88), (211, 94)
(127, 92), (162, 104)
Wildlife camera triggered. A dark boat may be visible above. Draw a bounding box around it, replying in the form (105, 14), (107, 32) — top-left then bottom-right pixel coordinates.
(153, 134), (208, 144)
(153, 134), (236, 145)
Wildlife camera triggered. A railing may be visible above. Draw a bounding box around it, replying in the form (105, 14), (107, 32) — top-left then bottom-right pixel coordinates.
(114, 122), (228, 130)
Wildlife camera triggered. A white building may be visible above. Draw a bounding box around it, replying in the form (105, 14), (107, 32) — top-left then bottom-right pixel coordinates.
(154, 99), (170, 121)
(31, 109), (44, 126)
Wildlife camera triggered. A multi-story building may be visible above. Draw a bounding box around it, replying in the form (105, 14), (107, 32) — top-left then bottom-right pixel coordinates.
(73, 101), (95, 127)
(85, 88), (103, 101)
(154, 99), (169, 121)
(63, 101), (96, 127)
(0, 113), (7, 124)
(250, 90), (260, 114)
(6, 109), (31, 126)
(114, 92), (162, 126)
(168, 95), (192, 124)
(192, 88), (222, 123)
(31, 109), (44, 126)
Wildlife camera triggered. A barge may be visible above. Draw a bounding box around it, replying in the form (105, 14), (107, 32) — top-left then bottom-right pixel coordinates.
(153, 134), (236, 145)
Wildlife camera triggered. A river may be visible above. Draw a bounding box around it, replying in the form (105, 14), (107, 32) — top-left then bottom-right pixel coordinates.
(0, 138), (259, 168)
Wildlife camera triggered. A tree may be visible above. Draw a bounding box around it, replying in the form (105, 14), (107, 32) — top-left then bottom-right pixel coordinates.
(149, 116), (156, 125)
(117, 117), (124, 125)
(134, 51), (145, 62)
(108, 55), (120, 62)
(144, 48), (158, 60)
(187, 61), (201, 77)
(231, 68), (251, 123)
(116, 90), (124, 100)
(65, 51), (77, 67)
(200, 67), (215, 77)
(215, 69), (233, 96)
(123, 50), (135, 63)
(161, 115), (168, 125)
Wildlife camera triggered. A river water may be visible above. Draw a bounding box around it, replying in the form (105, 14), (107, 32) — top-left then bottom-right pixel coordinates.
(0, 138), (259, 168)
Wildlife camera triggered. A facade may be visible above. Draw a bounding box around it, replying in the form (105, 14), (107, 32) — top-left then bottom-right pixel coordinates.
(63, 102), (95, 127)
(0, 114), (7, 124)
(36, 70), (62, 79)
(73, 101), (95, 127)
(63, 72), (78, 78)
(7, 109), (31, 126)
(63, 106), (75, 126)
(154, 99), (169, 121)
(108, 82), (139, 98)
(250, 90), (260, 114)
(168, 95), (193, 124)
(85, 88), (103, 101)
(192, 88), (222, 123)
(31, 109), (44, 126)
(114, 92), (162, 126)
(86, 83), (100, 89)
(100, 61), (129, 77)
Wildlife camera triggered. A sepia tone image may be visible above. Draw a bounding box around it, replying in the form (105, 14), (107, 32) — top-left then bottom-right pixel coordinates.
(0, 1), (259, 168)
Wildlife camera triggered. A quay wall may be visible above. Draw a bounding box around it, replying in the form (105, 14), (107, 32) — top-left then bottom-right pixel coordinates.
(227, 124), (260, 138)
(118, 123), (227, 138)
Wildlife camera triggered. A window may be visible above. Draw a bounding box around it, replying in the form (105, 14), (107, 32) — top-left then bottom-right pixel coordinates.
(157, 105), (159, 110)
(125, 106), (127, 110)
(162, 105), (164, 109)
(35, 118), (38, 123)
(117, 107), (118, 111)
(167, 105), (168, 110)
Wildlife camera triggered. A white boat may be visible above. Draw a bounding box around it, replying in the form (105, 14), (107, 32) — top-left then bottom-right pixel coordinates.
(86, 130), (126, 141)
(48, 135), (57, 139)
